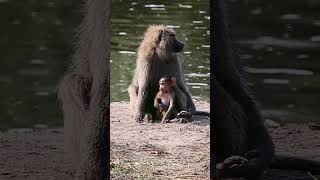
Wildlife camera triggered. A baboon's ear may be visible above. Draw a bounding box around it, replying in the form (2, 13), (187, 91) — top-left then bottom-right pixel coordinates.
(158, 30), (163, 42)
(170, 77), (177, 86)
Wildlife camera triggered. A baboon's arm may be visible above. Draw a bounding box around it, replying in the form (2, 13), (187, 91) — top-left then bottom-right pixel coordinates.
(154, 92), (162, 109)
(135, 62), (152, 120)
(175, 60), (196, 112)
(212, 0), (274, 178)
(213, 0), (274, 155)
(163, 92), (176, 119)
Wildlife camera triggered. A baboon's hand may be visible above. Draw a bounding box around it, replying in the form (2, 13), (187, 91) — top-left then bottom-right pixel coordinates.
(161, 117), (169, 123)
(223, 155), (248, 168)
(134, 113), (144, 122)
(216, 155), (249, 178)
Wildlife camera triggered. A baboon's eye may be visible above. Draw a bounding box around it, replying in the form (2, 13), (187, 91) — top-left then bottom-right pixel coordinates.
(158, 30), (163, 42)
(169, 34), (175, 37)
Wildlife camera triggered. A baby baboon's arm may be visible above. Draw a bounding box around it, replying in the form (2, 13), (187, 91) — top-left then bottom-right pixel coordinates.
(161, 92), (176, 122)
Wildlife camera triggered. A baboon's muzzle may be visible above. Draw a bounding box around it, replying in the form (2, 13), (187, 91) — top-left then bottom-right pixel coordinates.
(173, 39), (184, 53)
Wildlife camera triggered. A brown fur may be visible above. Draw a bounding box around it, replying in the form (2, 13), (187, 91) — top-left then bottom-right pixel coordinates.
(137, 25), (166, 61)
(57, 0), (110, 179)
(128, 25), (196, 122)
(154, 76), (188, 122)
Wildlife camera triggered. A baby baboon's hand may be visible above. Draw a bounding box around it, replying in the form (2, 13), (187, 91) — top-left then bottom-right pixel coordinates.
(161, 117), (169, 123)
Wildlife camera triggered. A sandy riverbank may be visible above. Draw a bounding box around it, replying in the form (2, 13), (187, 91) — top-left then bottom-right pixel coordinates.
(0, 101), (319, 179)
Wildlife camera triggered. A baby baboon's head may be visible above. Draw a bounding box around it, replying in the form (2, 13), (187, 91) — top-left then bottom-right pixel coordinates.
(159, 76), (176, 93)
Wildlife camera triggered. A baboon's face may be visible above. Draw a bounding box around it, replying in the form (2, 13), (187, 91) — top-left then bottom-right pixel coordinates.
(158, 29), (184, 53)
(159, 77), (176, 92)
(159, 79), (171, 93)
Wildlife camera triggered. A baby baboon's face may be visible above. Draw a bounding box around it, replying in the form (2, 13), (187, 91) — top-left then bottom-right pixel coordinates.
(159, 29), (184, 53)
(159, 79), (171, 93)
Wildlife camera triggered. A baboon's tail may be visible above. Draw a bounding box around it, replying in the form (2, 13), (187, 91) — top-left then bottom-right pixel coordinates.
(194, 111), (210, 117)
(271, 154), (320, 174)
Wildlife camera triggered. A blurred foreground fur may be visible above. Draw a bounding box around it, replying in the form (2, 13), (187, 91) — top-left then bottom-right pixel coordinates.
(57, 0), (110, 179)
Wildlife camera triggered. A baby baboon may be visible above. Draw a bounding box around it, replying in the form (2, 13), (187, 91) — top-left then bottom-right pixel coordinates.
(57, 0), (110, 179)
(128, 25), (196, 122)
(154, 76), (190, 123)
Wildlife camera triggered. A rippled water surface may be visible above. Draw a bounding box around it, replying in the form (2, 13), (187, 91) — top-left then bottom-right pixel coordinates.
(0, 0), (210, 130)
(111, 0), (210, 102)
(0, 0), (82, 130)
(0, 0), (319, 130)
(230, 0), (320, 123)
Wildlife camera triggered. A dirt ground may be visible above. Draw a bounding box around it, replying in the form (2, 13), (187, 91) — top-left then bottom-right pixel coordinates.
(110, 101), (210, 180)
(0, 101), (319, 180)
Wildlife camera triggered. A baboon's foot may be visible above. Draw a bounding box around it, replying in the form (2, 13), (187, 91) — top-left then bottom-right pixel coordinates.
(216, 156), (249, 178)
(75, 162), (97, 180)
(161, 118), (169, 123)
(169, 117), (191, 123)
(144, 114), (154, 123)
(179, 117), (191, 123)
(134, 116), (143, 123)
(177, 110), (192, 119)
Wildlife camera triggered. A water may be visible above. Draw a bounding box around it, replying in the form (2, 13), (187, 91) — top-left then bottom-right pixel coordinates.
(229, 0), (320, 123)
(0, 0), (82, 130)
(0, 0), (319, 130)
(0, 0), (210, 130)
(111, 0), (210, 102)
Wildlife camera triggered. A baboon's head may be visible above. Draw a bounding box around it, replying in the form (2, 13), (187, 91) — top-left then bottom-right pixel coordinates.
(157, 28), (184, 54)
(138, 25), (185, 61)
(159, 76), (176, 93)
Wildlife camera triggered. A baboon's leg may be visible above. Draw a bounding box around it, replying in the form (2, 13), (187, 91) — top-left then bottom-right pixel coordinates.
(58, 74), (91, 166)
(175, 61), (196, 112)
(58, 0), (110, 179)
(212, 0), (274, 179)
(212, 78), (249, 178)
(145, 89), (158, 121)
(75, 0), (110, 179)
(128, 84), (138, 114)
(129, 84), (158, 121)
(174, 86), (187, 111)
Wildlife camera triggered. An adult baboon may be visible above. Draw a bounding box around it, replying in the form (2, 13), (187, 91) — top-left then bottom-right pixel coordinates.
(128, 25), (196, 122)
(212, 0), (274, 178)
(57, 0), (110, 179)
(213, 0), (320, 179)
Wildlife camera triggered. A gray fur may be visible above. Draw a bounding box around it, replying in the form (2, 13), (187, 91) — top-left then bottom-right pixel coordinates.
(57, 0), (110, 179)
